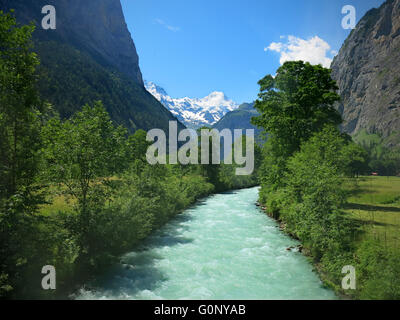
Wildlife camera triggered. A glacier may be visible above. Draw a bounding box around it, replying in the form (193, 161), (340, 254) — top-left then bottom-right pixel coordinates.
(145, 81), (239, 129)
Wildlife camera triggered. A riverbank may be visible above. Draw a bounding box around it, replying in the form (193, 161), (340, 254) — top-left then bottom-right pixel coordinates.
(30, 180), (260, 300)
(259, 176), (400, 300)
(75, 187), (336, 300)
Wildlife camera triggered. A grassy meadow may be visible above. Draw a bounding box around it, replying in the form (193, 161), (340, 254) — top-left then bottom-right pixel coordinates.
(345, 176), (400, 249)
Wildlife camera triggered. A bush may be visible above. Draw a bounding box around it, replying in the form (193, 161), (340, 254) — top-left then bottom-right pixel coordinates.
(356, 240), (400, 299)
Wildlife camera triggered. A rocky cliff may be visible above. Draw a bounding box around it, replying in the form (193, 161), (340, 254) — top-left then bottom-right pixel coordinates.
(331, 0), (400, 143)
(0, 0), (183, 133)
(1, 0), (143, 85)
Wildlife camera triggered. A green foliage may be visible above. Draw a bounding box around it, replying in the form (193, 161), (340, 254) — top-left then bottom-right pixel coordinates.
(280, 127), (358, 259)
(0, 18), (226, 295)
(41, 102), (128, 262)
(340, 141), (369, 177)
(0, 10), (45, 297)
(253, 61), (342, 199)
(196, 128), (261, 191)
(126, 129), (151, 164)
(95, 164), (214, 258)
(353, 129), (400, 176)
(253, 61), (381, 298)
(218, 135), (262, 190)
(1, 94), (257, 298)
(254, 61), (400, 300)
(35, 40), (181, 134)
(24, 104), (221, 297)
(252, 61), (341, 159)
(0, 11), (41, 199)
(356, 240), (400, 300)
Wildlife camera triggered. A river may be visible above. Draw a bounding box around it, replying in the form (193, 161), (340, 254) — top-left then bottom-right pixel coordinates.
(75, 187), (336, 300)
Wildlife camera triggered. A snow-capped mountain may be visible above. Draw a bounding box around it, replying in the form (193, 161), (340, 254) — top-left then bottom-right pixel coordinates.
(145, 81), (239, 129)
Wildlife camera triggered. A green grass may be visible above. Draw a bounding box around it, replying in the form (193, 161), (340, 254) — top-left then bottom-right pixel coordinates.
(344, 176), (400, 249)
(38, 184), (76, 216)
(39, 194), (74, 216)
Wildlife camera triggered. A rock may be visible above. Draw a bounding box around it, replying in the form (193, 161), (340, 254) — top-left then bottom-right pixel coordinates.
(1, 0), (143, 85)
(331, 0), (400, 147)
(0, 0), (185, 134)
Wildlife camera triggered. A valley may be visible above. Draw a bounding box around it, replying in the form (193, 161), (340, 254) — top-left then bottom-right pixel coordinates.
(1, 0), (400, 302)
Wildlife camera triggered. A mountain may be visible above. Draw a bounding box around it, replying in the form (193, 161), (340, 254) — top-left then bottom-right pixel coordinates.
(213, 102), (259, 132)
(0, 0), (184, 133)
(213, 103), (265, 144)
(145, 81), (238, 129)
(331, 0), (400, 146)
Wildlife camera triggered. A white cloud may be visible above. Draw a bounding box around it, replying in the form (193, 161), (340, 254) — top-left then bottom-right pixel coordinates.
(265, 35), (335, 68)
(155, 18), (180, 32)
(265, 42), (283, 52)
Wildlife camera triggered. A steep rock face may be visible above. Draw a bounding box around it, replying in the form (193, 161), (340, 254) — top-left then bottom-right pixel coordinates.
(0, 0), (184, 133)
(0, 0), (143, 85)
(331, 0), (400, 141)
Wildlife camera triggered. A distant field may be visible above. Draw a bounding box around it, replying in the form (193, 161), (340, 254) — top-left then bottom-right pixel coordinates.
(344, 176), (400, 249)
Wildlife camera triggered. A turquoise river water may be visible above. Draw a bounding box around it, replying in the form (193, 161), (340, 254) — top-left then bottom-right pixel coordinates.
(75, 187), (336, 300)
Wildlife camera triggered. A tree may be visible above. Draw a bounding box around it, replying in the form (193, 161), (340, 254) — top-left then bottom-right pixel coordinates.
(251, 61), (342, 193)
(0, 11), (43, 297)
(125, 129), (152, 176)
(42, 101), (127, 263)
(252, 61), (341, 157)
(282, 126), (358, 259)
(126, 129), (150, 162)
(0, 11), (42, 201)
(340, 142), (369, 177)
(197, 127), (221, 190)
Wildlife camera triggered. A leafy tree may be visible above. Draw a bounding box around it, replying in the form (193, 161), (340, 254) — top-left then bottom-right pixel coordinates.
(0, 11), (42, 202)
(126, 129), (150, 162)
(252, 61), (341, 157)
(340, 142), (369, 177)
(354, 131), (400, 176)
(252, 61), (342, 196)
(356, 240), (400, 300)
(41, 101), (127, 263)
(218, 135), (262, 189)
(197, 127), (222, 190)
(125, 129), (152, 176)
(0, 11), (43, 297)
(258, 126), (362, 266)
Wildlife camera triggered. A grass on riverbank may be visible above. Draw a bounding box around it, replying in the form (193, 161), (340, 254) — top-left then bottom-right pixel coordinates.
(344, 176), (400, 249)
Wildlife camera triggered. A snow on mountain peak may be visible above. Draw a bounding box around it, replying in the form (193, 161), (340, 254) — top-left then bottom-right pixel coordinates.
(145, 81), (239, 129)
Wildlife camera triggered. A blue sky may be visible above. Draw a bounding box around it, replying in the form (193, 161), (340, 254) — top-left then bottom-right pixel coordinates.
(121, 0), (385, 104)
